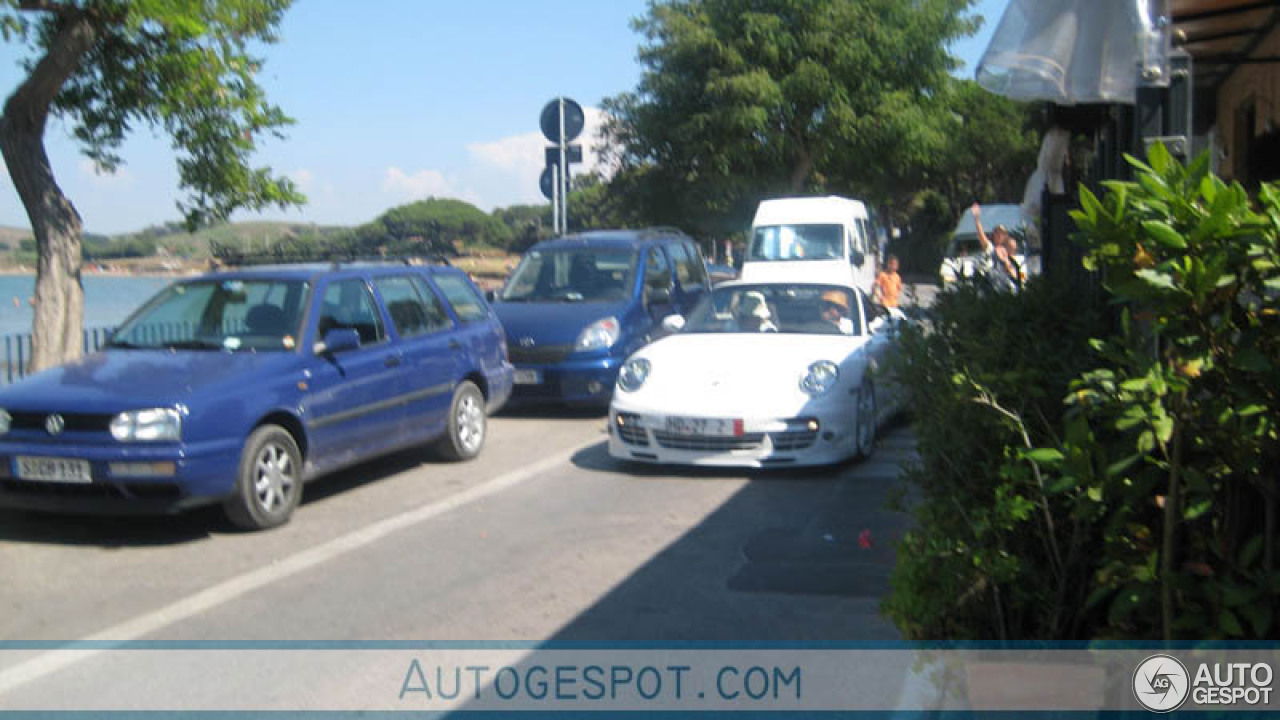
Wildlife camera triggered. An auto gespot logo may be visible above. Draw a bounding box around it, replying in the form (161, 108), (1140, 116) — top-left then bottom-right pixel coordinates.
(1133, 654), (1274, 712)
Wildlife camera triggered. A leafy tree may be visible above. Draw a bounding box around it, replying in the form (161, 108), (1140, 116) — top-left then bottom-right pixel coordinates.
(493, 203), (551, 252)
(0, 0), (302, 371)
(352, 198), (513, 256)
(602, 0), (976, 236)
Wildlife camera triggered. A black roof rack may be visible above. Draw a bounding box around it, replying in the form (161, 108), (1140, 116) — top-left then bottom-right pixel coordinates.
(638, 226), (689, 237)
(208, 243), (452, 269)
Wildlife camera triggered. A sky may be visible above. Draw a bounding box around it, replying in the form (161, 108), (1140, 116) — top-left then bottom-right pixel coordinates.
(0, 0), (1009, 235)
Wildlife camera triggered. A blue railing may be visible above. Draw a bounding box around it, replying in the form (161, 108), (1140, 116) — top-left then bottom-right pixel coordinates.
(2, 321), (240, 384)
(3, 326), (114, 385)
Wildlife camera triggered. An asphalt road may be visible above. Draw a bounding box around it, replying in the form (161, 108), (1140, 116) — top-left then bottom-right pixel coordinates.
(2, 408), (917, 642)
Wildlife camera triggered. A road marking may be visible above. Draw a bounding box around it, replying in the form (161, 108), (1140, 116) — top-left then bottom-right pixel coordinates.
(0, 439), (596, 696)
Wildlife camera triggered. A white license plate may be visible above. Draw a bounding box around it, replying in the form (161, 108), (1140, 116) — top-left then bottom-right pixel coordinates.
(664, 416), (738, 436)
(513, 369), (541, 385)
(14, 456), (92, 484)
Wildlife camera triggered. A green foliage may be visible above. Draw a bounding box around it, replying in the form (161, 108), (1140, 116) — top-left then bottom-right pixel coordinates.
(886, 146), (1280, 640)
(887, 189), (952, 275)
(1, 0), (303, 229)
(881, 280), (1111, 639)
(601, 0), (977, 236)
(345, 198), (513, 257)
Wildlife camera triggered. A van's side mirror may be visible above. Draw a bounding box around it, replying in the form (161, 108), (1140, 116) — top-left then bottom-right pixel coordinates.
(647, 285), (672, 305)
(484, 289), (497, 303)
(661, 314), (686, 333)
(315, 327), (360, 355)
(851, 250), (865, 268)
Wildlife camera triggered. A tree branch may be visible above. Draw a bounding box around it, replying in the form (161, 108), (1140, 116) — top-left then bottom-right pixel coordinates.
(3, 7), (98, 134)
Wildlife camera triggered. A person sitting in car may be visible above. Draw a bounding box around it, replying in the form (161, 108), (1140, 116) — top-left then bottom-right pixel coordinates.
(818, 289), (855, 335)
(732, 290), (777, 332)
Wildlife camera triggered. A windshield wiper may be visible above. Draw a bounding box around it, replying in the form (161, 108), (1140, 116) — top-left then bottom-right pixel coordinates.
(163, 339), (223, 350)
(105, 339), (144, 349)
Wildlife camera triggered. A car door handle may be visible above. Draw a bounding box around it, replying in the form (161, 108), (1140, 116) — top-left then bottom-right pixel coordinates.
(384, 355), (402, 368)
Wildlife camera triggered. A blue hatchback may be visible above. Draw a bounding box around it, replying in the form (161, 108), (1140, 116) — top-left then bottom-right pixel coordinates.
(0, 261), (513, 529)
(492, 229), (710, 407)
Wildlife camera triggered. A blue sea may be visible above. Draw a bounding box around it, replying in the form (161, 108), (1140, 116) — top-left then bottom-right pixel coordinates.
(0, 273), (171, 340)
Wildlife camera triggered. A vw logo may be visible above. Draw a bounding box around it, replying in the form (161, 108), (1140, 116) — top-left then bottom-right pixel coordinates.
(44, 414), (65, 436)
(517, 337), (536, 348)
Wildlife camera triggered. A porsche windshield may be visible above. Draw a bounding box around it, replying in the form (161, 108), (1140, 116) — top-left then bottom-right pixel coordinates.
(500, 248), (636, 302)
(682, 284), (860, 336)
(109, 279), (309, 352)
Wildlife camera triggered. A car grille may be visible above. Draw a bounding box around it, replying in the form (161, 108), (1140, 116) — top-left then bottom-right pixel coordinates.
(508, 344), (573, 365)
(617, 425), (649, 446)
(653, 431), (765, 452)
(9, 412), (113, 433)
(770, 430), (817, 451)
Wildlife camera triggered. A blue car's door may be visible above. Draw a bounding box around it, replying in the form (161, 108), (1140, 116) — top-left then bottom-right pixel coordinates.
(370, 273), (460, 442)
(301, 276), (408, 472)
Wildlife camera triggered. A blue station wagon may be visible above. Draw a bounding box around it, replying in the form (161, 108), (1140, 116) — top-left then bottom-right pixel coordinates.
(0, 261), (513, 529)
(491, 229), (710, 407)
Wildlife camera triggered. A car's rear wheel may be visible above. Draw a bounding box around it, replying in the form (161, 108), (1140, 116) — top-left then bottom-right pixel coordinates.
(224, 424), (302, 530)
(854, 381), (877, 460)
(437, 381), (486, 461)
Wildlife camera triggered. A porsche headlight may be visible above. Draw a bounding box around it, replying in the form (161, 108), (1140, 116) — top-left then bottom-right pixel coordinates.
(110, 408), (182, 442)
(0, 408), (10, 435)
(575, 317), (620, 351)
(800, 360), (840, 396)
(618, 358), (651, 393)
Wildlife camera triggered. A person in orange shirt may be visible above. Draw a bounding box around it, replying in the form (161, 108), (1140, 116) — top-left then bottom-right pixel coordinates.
(873, 254), (903, 308)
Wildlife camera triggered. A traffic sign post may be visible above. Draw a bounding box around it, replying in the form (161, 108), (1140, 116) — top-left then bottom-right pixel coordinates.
(540, 97), (585, 236)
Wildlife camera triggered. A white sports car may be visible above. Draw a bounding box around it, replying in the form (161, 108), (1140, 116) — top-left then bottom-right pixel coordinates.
(608, 281), (902, 468)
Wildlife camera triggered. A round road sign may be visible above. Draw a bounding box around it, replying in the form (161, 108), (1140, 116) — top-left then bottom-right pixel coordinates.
(540, 98), (585, 144)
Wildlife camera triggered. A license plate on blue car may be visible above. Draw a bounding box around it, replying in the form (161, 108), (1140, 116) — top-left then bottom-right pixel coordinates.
(513, 369), (541, 385)
(14, 456), (92, 483)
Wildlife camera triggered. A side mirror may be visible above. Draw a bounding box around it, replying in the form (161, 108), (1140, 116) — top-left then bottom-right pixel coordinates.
(661, 314), (686, 333)
(315, 327), (360, 355)
(484, 289), (497, 303)
(851, 250), (866, 268)
(647, 285), (672, 305)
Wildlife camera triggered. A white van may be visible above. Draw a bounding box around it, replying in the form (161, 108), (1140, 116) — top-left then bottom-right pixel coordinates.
(741, 196), (876, 295)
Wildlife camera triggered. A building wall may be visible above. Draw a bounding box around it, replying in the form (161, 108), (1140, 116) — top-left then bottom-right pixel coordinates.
(1215, 23), (1280, 182)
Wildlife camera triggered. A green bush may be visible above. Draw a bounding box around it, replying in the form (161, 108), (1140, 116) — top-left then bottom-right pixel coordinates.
(885, 146), (1280, 640)
(882, 279), (1110, 639)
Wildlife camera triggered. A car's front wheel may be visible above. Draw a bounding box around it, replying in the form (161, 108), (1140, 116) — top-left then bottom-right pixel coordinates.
(436, 381), (486, 461)
(854, 381), (877, 460)
(224, 424), (303, 530)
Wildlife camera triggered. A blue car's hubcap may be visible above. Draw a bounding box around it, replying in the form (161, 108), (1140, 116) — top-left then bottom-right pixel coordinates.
(253, 443), (295, 512)
(457, 394), (484, 454)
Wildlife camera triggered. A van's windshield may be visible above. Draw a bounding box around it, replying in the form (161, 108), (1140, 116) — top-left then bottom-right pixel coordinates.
(748, 224), (843, 262)
(500, 248), (637, 302)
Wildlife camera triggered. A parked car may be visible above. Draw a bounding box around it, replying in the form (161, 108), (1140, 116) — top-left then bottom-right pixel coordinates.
(0, 261), (513, 529)
(491, 229), (710, 407)
(939, 203), (1038, 287)
(607, 280), (903, 468)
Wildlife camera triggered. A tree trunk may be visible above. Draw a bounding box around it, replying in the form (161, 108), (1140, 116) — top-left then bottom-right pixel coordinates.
(789, 140), (814, 193)
(0, 9), (98, 373)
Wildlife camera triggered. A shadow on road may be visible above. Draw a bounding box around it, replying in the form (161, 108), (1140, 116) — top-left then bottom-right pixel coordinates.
(552, 429), (917, 642)
(0, 442), (456, 546)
